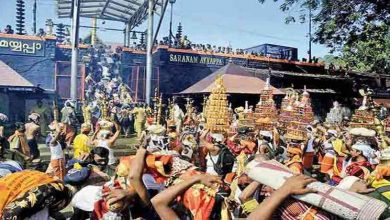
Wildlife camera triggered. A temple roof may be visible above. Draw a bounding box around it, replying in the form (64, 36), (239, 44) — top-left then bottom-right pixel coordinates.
(0, 60), (37, 89)
(180, 62), (284, 95)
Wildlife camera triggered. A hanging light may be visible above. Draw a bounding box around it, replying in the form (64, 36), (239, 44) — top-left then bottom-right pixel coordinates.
(169, 0), (176, 3)
(131, 32), (138, 39)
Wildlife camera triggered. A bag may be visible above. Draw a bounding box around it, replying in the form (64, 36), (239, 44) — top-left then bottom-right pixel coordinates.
(210, 144), (235, 177)
(64, 167), (91, 185)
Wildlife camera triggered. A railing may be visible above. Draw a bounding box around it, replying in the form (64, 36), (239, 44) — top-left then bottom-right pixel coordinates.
(123, 45), (325, 68)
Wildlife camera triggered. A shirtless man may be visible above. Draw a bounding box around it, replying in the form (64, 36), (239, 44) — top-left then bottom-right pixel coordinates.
(25, 113), (41, 159)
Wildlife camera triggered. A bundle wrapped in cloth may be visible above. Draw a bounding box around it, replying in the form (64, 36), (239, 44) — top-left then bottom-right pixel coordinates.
(246, 160), (388, 220)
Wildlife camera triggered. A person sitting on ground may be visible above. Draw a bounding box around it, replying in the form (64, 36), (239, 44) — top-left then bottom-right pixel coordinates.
(73, 123), (92, 159)
(65, 147), (111, 188)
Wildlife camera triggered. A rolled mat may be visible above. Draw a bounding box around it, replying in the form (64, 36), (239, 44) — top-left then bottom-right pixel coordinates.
(246, 160), (388, 220)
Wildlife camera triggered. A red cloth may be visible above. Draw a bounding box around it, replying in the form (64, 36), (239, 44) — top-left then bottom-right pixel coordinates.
(117, 154), (172, 184)
(177, 170), (217, 220)
(92, 181), (124, 220)
(345, 161), (372, 179)
(277, 198), (337, 220)
(226, 139), (256, 155)
(145, 155), (172, 184)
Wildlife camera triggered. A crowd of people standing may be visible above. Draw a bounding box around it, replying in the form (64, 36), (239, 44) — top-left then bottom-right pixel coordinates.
(0, 86), (390, 220)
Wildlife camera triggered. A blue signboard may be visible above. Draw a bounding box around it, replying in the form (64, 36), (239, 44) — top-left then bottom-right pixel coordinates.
(0, 37), (45, 57)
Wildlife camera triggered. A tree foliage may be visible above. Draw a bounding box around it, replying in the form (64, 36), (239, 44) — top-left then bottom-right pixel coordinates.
(259, 0), (390, 73)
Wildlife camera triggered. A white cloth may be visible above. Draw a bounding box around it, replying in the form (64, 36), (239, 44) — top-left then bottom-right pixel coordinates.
(352, 143), (374, 159)
(97, 140), (116, 165)
(71, 185), (102, 212)
(206, 154), (219, 175)
(50, 141), (64, 160)
(336, 176), (360, 190)
(26, 207), (49, 220)
(246, 160), (388, 220)
(306, 137), (315, 153)
(0, 169), (11, 177)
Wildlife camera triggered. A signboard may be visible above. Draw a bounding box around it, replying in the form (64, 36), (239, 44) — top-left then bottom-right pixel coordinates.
(166, 52), (225, 67)
(0, 37), (45, 57)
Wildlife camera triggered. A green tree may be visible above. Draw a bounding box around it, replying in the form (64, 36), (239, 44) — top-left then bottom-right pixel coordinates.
(259, 0), (390, 73)
(341, 35), (390, 74)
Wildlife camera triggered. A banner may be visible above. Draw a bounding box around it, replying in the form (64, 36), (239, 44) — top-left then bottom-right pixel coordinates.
(0, 37), (45, 57)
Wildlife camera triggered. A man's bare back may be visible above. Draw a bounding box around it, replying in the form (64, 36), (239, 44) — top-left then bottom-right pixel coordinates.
(25, 122), (40, 140)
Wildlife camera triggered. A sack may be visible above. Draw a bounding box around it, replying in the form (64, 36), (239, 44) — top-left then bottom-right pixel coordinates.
(212, 145), (235, 176)
(64, 167), (91, 185)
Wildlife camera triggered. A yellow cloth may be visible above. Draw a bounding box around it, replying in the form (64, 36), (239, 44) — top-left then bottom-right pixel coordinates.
(73, 134), (90, 158)
(0, 170), (56, 217)
(332, 139), (347, 157)
(371, 179), (390, 200)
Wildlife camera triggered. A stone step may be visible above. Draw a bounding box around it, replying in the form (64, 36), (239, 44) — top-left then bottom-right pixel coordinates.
(38, 144), (137, 161)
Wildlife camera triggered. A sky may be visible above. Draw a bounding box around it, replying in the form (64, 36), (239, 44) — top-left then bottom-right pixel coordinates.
(0, 0), (331, 59)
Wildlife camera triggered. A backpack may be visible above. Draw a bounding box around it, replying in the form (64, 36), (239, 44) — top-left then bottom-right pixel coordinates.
(210, 144), (235, 177)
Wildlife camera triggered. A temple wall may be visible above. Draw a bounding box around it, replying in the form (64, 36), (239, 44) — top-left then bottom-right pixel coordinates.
(0, 34), (56, 90)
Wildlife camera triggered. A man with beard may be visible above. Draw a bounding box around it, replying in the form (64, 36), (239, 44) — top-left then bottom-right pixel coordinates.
(25, 113), (41, 159)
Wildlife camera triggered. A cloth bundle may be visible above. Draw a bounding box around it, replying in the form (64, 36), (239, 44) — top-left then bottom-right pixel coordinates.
(246, 160), (388, 220)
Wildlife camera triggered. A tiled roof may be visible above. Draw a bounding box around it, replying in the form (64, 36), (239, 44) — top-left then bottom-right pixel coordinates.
(180, 62), (284, 95)
(0, 60), (35, 88)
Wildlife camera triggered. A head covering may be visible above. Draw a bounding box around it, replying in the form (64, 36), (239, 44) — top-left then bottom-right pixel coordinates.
(0, 113), (8, 123)
(210, 133), (224, 143)
(259, 131), (273, 139)
(64, 99), (75, 108)
(306, 125), (314, 132)
(147, 125), (166, 135)
(311, 120), (320, 126)
(349, 127), (376, 137)
(28, 113), (40, 123)
(352, 142), (374, 159)
(336, 176), (360, 190)
(327, 129), (338, 137)
(81, 123), (91, 129)
(48, 121), (56, 130)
